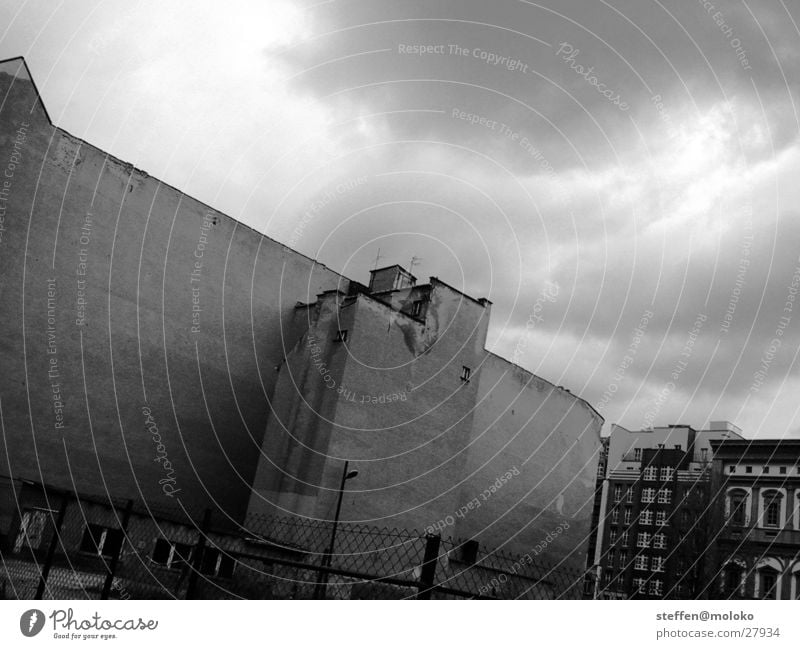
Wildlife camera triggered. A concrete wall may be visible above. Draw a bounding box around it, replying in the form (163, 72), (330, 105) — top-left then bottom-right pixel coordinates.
(249, 279), (603, 571)
(249, 281), (492, 531)
(0, 60), (345, 521)
(456, 353), (602, 569)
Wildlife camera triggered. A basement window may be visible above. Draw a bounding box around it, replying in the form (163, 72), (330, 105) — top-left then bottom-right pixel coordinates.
(80, 524), (124, 559)
(333, 329), (348, 343)
(152, 539), (193, 570)
(460, 366), (471, 382)
(199, 547), (235, 579)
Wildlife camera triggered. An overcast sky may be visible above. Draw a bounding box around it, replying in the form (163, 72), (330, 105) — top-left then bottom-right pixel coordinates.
(2, 0), (799, 438)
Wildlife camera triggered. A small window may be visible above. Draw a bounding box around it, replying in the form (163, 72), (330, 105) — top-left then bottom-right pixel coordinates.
(152, 539), (193, 570)
(674, 444), (681, 450)
(80, 524), (124, 559)
(333, 329), (348, 342)
(199, 547), (235, 579)
(13, 509), (53, 552)
(779, 466), (786, 475)
(460, 366), (471, 382)
(411, 300), (424, 317)
(745, 466), (753, 474)
(764, 466), (770, 474)
(634, 448), (642, 461)
(729, 466), (736, 473)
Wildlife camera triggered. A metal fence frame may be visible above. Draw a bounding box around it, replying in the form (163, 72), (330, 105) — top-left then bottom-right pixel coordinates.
(1, 479), (583, 600)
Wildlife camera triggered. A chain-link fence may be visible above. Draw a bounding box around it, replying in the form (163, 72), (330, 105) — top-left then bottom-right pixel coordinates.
(0, 480), (584, 600)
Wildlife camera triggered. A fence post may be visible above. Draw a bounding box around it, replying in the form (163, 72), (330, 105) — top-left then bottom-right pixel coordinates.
(185, 509), (212, 600)
(35, 492), (70, 600)
(100, 499), (134, 600)
(417, 533), (441, 600)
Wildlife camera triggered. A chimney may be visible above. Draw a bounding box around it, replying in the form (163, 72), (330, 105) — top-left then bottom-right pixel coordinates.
(368, 265), (416, 293)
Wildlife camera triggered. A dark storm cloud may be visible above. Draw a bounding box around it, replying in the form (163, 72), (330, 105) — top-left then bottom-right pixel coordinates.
(266, 0), (800, 434)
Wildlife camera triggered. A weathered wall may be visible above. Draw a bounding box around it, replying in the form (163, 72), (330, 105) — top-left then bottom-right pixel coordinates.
(249, 279), (603, 572)
(455, 353), (603, 569)
(249, 282), (492, 531)
(0, 61), (345, 521)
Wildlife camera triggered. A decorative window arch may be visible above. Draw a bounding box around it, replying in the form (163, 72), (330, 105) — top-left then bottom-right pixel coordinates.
(725, 487), (752, 526)
(791, 562), (800, 600)
(758, 488), (787, 529)
(794, 490), (800, 530)
(721, 557), (747, 597)
(754, 558), (784, 600)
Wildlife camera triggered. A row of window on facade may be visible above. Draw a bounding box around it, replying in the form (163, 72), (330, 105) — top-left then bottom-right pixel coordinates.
(629, 447), (708, 461)
(726, 487), (800, 529)
(610, 507), (680, 527)
(642, 466), (675, 481)
(13, 514), (235, 580)
(80, 524), (235, 578)
(722, 561), (800, 600)
(602, 570), (665, 596)
(609, 529), (668, 550)
(606, 549), (665, 572)
(613, 485), (674, 504)
(727, 464), (800, 475)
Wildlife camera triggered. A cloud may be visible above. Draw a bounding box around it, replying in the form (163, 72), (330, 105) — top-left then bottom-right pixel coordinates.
(2, 0), (798, 437)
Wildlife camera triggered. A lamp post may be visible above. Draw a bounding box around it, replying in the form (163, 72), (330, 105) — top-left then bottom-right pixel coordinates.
(315, 460), (358, 598)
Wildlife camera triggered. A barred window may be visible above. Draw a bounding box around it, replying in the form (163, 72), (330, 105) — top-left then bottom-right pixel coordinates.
(80, 524), (123, 559)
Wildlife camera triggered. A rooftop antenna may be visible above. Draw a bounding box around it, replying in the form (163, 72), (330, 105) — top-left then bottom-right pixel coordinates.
(372, 248), (383, 270)
(409, 255), (422, 274)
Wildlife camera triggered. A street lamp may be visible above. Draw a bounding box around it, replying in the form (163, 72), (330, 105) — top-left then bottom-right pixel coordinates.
(315, 460), (358, 598)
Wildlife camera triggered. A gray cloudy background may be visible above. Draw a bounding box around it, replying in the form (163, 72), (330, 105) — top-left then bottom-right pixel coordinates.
(2, 0), (799, 438)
